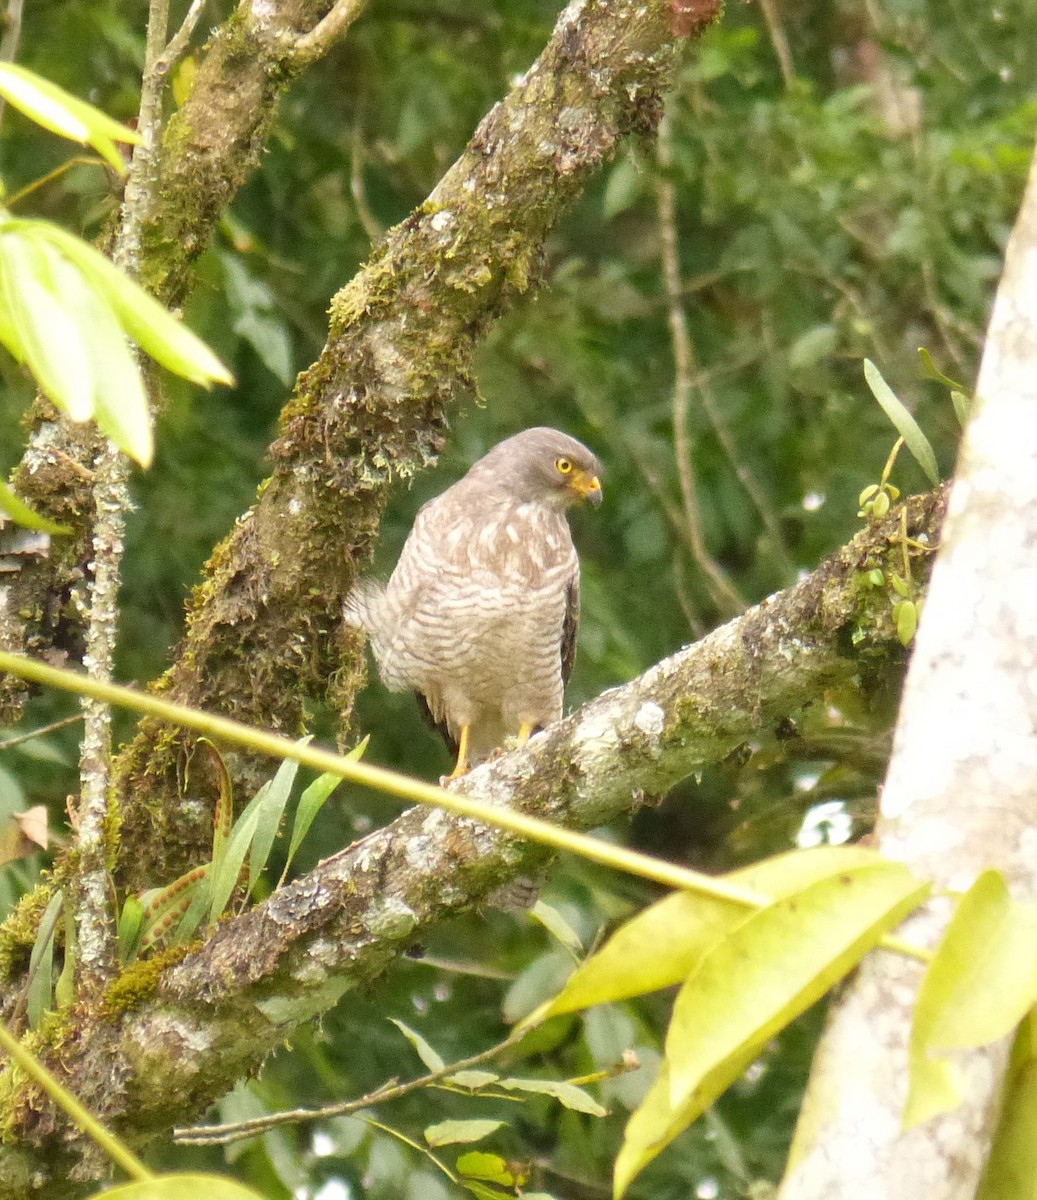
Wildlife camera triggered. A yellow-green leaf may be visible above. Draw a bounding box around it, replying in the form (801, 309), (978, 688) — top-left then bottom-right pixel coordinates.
(977, 1020), (1037, 1200)
(424, 1119), (505, 1147)
(43, 241), (152, 465)
(904, 871), (1037, 1130)
(524, 845), (887, 1025)
(614, 1044), (760, 1198)
(497, 1076), (607, 1117)
(667, 863), (928, 1113)
(390, 1018), (445, 1072)
(15, 219), (234, 387)
(0, 63), (139, 174)
(0, 230), (93, 418)
(456, 1152), (517, 1186)
(530, 899), (584, 957)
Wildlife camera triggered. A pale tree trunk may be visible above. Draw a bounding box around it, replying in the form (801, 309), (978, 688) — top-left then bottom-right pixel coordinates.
(780, 140), (1037, 1199)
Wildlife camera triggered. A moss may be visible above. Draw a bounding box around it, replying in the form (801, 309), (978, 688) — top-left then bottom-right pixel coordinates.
(102, 942), (198, 1018)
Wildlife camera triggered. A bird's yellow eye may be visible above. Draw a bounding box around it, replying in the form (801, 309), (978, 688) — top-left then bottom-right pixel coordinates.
(555, 457), (573, 475)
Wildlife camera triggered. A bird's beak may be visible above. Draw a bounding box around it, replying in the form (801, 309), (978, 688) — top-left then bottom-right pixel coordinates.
(570, 470), (603, 507)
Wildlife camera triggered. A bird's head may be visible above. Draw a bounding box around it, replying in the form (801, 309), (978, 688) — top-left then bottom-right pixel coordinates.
(470, 427), (603, 510)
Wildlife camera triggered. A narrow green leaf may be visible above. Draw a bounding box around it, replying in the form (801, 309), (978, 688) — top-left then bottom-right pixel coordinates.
(389, 1018), (446, 1072)
(280, 741), (364, 883)
(0, 63), (139, 174)
(530, 900), (584, 957)
(424, 1119), (505, 1147)
(23, 220), (233, 387)
(54, 904), (77, 1009)
(525, 845), (887, 1024)
(904, 871), (1037, 1130)
(0, 480), (70, 535)
(139, 866), (208, 951)
(101, 1174), (266, 1199)
(497, 1076), (607, 1117)
(247, 753), (303, 893)
(667, 863), (928, 1112)
(117, 895), (146, 965)
(27, 888), (64, 1027)
(863, 359), (940, 485)
(917, 346), (965, 393)
(0, 231), (93, 418)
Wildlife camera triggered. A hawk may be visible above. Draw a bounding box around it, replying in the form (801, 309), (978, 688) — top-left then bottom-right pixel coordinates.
(346, 427), (603, 777)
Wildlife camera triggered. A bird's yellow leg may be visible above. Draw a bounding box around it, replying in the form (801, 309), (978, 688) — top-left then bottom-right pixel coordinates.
(516, 721), (536, 744)
(447, 725), (471, 780)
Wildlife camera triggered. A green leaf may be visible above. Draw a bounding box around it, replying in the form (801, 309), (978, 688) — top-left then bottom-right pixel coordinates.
(424, 1119), (506, 1147)
(525, 845), (887, 1023)
(139, 865), (208, 951)
(950, 390), (972, 428)
(863, 359), (940, 485)
(904, 871), (1037, 1130)
(54, 904), (77, 1009)
(530, 899), (584, 957)
(0, 480), (70, 535)
(497, 1076), (607, 1117)
(461, 1183), (512, 1200)
(895, 600), (918, 645)
(99, 1174), (266, 1199)
(247, 752), (304, 893)
(207, 754), (300, 923)
(666, 863), (928, 1112)
(456, 1152), (516, 1185)
(15, 219), (234, 387)
(788, 324), (838, 371)
(917, 346), (965, 393)
(602, 156), (644, 221)
(0, 230), (93, 419)
(389, 1018), (445, 1072)
(27, 888), (63, 1028)
(0, 63), (139, 174)
(280, 740), (365, 883)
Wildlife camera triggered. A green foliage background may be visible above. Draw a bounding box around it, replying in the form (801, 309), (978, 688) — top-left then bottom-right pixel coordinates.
(2, 0), (1035, 1196)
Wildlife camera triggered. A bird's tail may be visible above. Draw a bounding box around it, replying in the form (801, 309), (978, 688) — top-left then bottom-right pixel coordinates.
(343, 577), (385, 632)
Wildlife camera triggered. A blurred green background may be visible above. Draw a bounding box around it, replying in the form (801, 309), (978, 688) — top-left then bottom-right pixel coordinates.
(2, 0), (1034, 1195)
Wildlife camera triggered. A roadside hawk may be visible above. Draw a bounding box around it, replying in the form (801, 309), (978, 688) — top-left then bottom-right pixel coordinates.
(346, 427), (603, 777)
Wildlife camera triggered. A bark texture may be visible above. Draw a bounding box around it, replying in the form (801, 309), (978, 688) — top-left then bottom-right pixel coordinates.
(781, 143), (1037, 1200)
(0, 489), (945, 1200)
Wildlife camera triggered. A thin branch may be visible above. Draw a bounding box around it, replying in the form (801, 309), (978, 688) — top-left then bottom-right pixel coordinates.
(350, 120), (384, 243)
(294, 0), (369, 64)
(0, 0), (25, 130)
(74, 0), (175, 995)
(757, 0), (795, 87)
(175, 1030), (527, 1145)
(655, 111), (746, 617)
(153, 0), (206, 79)
(0, 713), (82, 751)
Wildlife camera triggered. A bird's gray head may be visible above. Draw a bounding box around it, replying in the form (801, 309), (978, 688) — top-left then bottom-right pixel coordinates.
(465, 427), (603, 510)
